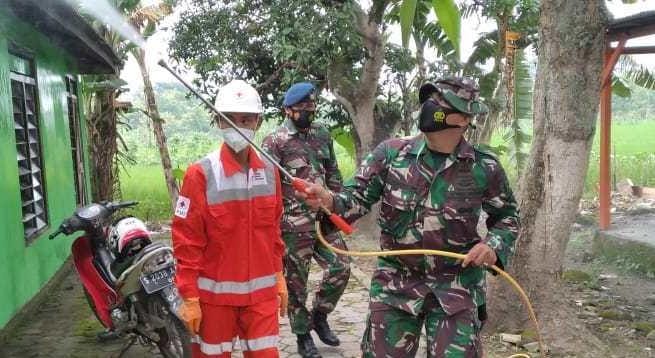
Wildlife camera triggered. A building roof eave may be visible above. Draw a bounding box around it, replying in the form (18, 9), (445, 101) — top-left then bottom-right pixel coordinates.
(7, 0), (122, 75)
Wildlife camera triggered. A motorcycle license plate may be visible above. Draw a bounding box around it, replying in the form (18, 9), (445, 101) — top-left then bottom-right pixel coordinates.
(140, 266), (175, 294)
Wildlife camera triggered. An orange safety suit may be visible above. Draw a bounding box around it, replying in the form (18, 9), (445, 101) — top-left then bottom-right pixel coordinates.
(172, 145), (285, 357)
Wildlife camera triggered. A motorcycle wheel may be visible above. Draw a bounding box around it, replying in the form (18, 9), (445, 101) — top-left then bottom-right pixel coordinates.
(147, 295), (192, 358)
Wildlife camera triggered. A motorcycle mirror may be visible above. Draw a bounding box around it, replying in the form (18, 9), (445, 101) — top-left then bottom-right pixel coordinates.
(48, 228), (62, 240)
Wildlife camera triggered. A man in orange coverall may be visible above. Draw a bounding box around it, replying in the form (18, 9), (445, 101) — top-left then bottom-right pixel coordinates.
(172, 79), (288, 357)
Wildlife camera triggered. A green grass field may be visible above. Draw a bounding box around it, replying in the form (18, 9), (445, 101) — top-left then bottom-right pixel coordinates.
(118, 141), (356, 222)
(120, 120), (655, 222)
(585, 120), (655, 195)
(119, 165), (172, 222)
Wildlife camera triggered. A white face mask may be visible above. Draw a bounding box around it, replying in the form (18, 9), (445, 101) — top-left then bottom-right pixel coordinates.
(221, 127), (254, 153)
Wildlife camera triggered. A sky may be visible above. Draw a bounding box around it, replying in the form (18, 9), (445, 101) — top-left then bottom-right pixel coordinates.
(119, 1), (655, 94)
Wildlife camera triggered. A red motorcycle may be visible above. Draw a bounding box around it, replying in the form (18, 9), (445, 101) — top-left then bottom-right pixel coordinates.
(50, 201), (191, 357)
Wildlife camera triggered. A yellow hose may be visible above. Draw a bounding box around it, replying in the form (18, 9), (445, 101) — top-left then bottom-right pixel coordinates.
(315, 221), (546, 358)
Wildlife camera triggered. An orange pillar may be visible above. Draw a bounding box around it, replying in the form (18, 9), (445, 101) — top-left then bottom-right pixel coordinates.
(599, 53), (612, 230)
(598, 39), (626, 230)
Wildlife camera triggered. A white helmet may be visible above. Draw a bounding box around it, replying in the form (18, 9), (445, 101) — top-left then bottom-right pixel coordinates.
(214, 80), (263, 114)
(108, 217), (151, 258)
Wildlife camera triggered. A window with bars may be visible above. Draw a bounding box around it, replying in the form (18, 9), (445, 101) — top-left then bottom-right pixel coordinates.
(10, 52), (48, 240)
(65, 75), (86, 205)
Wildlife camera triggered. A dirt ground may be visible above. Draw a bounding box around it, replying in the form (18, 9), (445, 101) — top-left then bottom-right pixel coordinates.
(0, 262), (159, 358)
(348, 217), (655, 358)
(4, 210), (655, 357)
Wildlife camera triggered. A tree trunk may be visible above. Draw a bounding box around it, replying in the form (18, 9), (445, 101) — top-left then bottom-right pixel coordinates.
(487, 0), (609, 355)
(133, 48), (179, 209)
(86, 88), (119, 202)
(398, 75), (413, 136)
(328, 4), (387, 162)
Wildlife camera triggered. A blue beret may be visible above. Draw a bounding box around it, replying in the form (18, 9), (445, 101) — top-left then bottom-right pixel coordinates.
(283, 82), (316, 107)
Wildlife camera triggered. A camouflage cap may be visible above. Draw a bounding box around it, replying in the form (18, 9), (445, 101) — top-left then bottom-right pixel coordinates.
(419, 76), (488, 115)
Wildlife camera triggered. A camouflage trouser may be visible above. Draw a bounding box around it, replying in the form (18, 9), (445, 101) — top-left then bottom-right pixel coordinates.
(361, 298), (482, 358)
(283, 231), (351, 334)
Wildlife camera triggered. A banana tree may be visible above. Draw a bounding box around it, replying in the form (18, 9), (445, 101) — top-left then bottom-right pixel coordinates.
(393, 1), (461, 74)
(80, 0), (143, 201)
(398, 0), (461, 59)
(462, 0), (539, 145)
(79, 0), (177, 204)
(501, 47), (532, 177)
(83, 76), (129, 201)
(612, 55), (655, 97)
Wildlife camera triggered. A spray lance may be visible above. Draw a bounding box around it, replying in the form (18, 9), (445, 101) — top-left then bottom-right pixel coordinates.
(158, 60), (544, 358)
(157, 60), (353, 234)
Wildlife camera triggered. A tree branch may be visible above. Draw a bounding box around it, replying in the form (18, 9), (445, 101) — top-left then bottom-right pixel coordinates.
(256, 61), (297, 91)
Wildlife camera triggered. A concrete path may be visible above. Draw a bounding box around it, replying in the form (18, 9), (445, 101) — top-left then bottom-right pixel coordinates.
(269, 264), (371, 358)
(603, 212), (655, 245)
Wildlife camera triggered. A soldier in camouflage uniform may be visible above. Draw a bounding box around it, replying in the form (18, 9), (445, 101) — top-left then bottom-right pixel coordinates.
(300, 77), (519, 357)
(262, 82), (351, 358)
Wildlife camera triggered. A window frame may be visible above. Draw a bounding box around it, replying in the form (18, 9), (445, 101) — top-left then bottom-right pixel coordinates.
(9, 49), (49, 243)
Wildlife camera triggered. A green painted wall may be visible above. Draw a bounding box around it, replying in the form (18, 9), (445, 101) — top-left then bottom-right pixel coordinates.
(0, 9), (92, 328)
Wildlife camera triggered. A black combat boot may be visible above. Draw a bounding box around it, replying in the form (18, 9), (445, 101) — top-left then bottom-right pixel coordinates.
(297, 333), (322, 358)
(311, 310), (340, 346)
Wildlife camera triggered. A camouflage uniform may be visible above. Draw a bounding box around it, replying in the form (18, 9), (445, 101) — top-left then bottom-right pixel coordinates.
(329, 135), (519, 357)
(262, 118), (351, 335)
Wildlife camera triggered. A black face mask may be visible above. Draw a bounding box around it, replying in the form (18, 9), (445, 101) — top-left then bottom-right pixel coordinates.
(292, 110), (314, 130)
(418, 99), (462, 133)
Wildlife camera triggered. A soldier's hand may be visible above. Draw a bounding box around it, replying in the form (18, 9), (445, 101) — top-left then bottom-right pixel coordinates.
(462, 243), (497, 268)
(295, 180), (334, 211)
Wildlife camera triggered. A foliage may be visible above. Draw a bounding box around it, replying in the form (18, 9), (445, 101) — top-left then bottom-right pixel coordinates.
(170, 0), (418, 159)
(430, 0), (461, 56)
(119, 82), (217, 167)
(459, 0), (539, 148)
(612, 76), (632, 98)
(612, 58), (655, 102)
(387, 0), (459, 71)
(122, 81), (655, 221)
(399, 0), (418, 47)
(462, 0), (539, 72)
(77, 0), (144, 200)
(612, 84), (655, 121)
(463, 31), (500, 98)
(332, 127), (357, 161)
(169, 0), (363, 108)
(501, 48), (532, 176)
(130, 0), (179, 204)
(78, 0), (175, 200)
(397, 0), (461, 56)
(128, 1), (174, 39)
(119, 81), (357, 170)
(612, 55), (655, 97)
